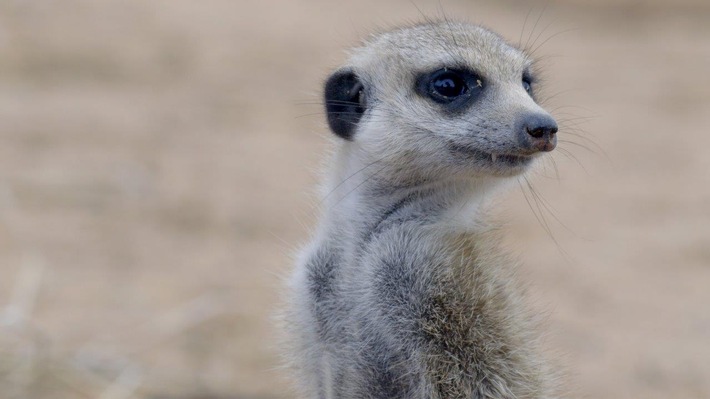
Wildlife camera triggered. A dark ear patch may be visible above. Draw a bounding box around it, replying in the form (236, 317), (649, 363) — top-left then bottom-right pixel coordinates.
(324, 70), (366, 140)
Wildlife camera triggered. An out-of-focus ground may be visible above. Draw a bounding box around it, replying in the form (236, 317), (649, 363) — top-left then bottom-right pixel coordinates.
(0, 0), (708, 398)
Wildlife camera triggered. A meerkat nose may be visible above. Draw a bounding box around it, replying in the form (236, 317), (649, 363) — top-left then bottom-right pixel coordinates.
(519, 114), (558, 152)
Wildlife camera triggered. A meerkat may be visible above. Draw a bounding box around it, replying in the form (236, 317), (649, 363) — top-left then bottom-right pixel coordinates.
(284, 21), (560, 399)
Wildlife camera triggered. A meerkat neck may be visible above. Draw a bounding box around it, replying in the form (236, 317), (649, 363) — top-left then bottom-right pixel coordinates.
(321, 148), (505, 242)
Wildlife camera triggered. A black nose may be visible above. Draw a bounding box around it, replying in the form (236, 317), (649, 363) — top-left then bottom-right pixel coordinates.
(520, 114), (558, 152)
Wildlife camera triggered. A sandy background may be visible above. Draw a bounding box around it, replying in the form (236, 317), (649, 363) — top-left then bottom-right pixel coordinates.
(0, 0), (708, 398)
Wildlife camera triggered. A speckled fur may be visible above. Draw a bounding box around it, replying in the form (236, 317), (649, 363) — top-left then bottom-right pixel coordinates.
(283, 21), (558, 398)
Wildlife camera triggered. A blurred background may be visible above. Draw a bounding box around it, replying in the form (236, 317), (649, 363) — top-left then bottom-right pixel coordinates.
(0, 0), (708, 398)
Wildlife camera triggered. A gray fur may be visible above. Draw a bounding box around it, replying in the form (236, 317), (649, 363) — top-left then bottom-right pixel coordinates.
(283, 21), (558, 398)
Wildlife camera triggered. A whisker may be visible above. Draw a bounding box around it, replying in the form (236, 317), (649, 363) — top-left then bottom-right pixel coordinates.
(536, 154), (560, 181)
(522, 175), (572, 260)
(518, 178), (553, 239)
(561, 133), (605, 157)
(555, 147), (589, 174)
(547, 154), (561, 181)
(326, 161), (391, 210)
(529, 28), (579, 58)
(408, 1), (464, 63)
(524, 175), (577, 236)
(539, 88), (582, 105)
(548, 104), (596, 115)
(295, 100), (367, 107)
(558, 139), (597, 155)
(296, 109), (392, 120)
(518, 6), (535, 48)
(524, 1), (549, 51)
(527, 19), (557, 56)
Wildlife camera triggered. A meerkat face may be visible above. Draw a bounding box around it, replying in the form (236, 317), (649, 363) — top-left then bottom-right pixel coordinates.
(324, 22), (557, 179)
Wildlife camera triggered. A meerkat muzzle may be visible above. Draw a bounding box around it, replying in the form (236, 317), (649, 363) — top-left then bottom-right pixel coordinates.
(519, 113), (558, 153)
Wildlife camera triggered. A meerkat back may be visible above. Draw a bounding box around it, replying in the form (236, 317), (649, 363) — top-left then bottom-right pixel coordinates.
(283, 21), (561, 399)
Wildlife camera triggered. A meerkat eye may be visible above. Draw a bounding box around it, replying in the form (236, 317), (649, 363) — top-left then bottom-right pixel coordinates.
(420, 69), (483, 106)
(431, 70), (467, 99)
(522, 77), (533, 95)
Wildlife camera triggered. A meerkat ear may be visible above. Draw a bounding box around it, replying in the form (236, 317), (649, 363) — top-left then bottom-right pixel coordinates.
(324, 69), (366, 140)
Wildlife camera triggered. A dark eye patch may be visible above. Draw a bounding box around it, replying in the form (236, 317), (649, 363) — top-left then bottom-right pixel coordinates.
(416, 68), (484, 112)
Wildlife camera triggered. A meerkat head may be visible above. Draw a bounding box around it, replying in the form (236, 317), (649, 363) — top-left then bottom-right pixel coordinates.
(323, 21), (557, 182)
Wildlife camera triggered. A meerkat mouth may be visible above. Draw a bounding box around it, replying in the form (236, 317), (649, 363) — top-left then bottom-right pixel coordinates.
(448, 142), (534, 168)
(489, 152), (532, 165)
